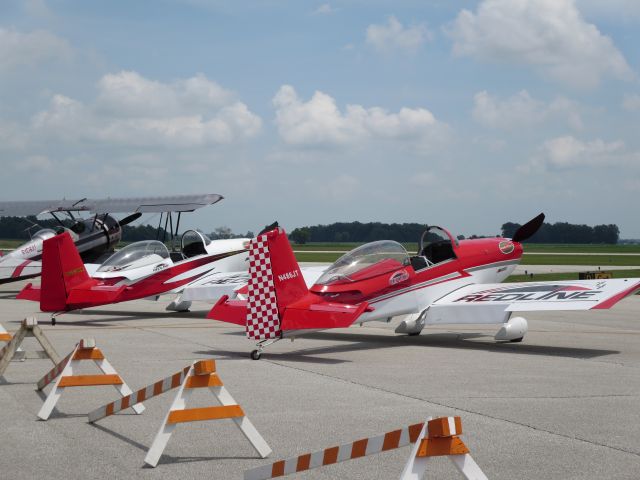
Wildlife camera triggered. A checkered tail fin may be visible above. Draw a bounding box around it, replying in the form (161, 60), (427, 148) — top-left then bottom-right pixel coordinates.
(246, 227), (307, 340)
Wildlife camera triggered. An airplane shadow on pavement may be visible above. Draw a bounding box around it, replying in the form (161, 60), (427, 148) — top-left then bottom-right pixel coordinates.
(196, 330), (618, 363)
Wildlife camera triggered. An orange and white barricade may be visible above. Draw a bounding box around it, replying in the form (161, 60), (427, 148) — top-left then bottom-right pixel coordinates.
(400, 417), (487, 479)
(244, 416), (486, 480)
(0, 317), (60, 376)
(36, 338), (144, 421)
(0, 323), (11, 343)
(89, 359), (271, 467)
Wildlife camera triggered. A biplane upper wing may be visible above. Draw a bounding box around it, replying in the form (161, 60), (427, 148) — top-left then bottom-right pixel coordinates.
(0, 194), (223, 217)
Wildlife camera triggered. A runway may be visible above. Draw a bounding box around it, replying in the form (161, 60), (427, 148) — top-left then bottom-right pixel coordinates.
(1, 279), (639, 479)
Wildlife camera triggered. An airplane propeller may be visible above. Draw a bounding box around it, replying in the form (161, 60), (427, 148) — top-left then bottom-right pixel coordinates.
(119, 212), (143, 227)
(512, 213), (545, 243)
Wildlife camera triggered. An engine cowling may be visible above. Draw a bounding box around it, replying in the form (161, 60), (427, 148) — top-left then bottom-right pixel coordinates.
(494, 316), (528, 342)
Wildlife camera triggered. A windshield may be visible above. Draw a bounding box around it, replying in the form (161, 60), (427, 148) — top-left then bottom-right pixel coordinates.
(98, 240), (169, 272)
(181, 230), (211, 257)
(316, 240), (409, 285)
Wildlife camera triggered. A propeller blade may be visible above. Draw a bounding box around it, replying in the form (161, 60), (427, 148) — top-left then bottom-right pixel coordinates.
(119, 212), (143, 227)
(259, 221), (279, 235)
(512, 213), (545, 242)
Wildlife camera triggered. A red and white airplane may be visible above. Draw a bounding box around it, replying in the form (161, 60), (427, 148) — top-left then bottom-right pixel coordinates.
(203, 215), (640, 359)
(0, 194), (223, 284)
(17, 230), (248, 323)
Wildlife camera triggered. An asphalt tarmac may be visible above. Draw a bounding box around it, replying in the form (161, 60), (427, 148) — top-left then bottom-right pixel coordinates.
(1, 279), (639, 479)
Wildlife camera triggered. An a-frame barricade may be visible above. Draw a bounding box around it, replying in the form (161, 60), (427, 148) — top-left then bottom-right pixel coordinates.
(244, 416), (487, 480)
(0, 317), (60, 377)
(36, 338), (144, 421)
(89, 359), (272, 467)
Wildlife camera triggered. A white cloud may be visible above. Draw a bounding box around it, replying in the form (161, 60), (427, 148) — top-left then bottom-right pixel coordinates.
(449, 0), (634, 89)
(622, 94), (640, 111)
(32, 71), (261, 148)
(473, 90), (583, 130)
(272, 85), (448, 149)
(529, 135), (640, 169)
(366, 16), (430, 54)
(0, 27), (72, 71)
(313, 4), (336, 15)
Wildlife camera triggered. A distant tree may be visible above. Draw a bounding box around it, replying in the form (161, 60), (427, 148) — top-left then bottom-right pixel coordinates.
(290, 227), (311, 244)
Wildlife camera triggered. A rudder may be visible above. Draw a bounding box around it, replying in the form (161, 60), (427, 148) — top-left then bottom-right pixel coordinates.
(41, 232), (90, 311)
(246, 227), (307, 340)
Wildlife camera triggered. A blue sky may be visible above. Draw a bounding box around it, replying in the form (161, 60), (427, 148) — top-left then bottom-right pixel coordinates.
(1, 0), (639, 238)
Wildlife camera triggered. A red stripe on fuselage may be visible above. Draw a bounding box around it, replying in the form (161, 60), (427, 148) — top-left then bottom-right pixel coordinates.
(12, 260), (32, 278)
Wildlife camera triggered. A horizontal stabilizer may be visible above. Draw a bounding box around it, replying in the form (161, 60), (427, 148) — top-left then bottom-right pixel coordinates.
(208, 295), (248, 326)
(16, 283), (41, 302)
(282, 301), (371, 330)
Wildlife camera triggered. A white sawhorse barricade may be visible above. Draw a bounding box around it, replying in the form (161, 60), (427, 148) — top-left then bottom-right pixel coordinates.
(0, 317), (59, 376)
(244, 416), (487, 480)
(89, 359), (271, 467)
(37, 338), (144, 420)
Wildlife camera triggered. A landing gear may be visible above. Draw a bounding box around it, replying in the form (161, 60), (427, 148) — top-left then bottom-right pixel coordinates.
(50, 317), (56, 326)
(249, 337), (281, 360)
(510, 337), (524, 343)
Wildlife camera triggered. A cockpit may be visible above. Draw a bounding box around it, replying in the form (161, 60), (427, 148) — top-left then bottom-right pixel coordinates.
(316, 241), (410, 286)
(181, 230), (211, 258)
(97, 240), (169, 272)
(411, 226), (458, 271)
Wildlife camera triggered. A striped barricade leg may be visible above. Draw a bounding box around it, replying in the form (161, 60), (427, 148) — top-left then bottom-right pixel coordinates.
(244, 422), (425, 480)
(400, 416), (488, 480)
(89, 366), (191, 423)
(144, 359), (271, 467)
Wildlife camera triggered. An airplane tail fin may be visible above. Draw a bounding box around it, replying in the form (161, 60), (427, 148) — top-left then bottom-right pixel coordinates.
(245, 227), (308, 340)
(40, 232), (90, 311)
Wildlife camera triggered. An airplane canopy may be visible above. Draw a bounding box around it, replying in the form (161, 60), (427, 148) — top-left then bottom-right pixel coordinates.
(316, 240), (409, 286)
(97, 240), (169, 272)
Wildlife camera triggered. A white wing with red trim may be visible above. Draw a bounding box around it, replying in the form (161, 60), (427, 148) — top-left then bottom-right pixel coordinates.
(179, 265), (328, 303)
(425, 279), (640, 325)
(0, 257), (42, 283)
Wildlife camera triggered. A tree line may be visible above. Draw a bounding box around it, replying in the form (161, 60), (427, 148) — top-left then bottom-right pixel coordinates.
(0, 216), (167, 242)
(289, 220), (620, 244)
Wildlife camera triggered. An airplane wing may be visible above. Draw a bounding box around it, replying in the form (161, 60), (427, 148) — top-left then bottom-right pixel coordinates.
(425, 279), (640, 325)
(87, 194), (223, 213)
(0, 199), (90, 216)
(0, 258), (42, 284)
(0, 194), (223, 217)
(179, 265), (328, 303)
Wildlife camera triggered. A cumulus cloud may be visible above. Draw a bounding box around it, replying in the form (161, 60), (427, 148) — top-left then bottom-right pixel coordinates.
(0, 27), (72, 71)
(473, 90), (583, 130)
(366, 16), (430, 53)
(313, 4), (336, 15)
(32, 71), (261, 148)
(449, 0), (634, 89)
(272, 84), (448, 149)
(622, 94), (640, 111)
(528, 135), (640, 170)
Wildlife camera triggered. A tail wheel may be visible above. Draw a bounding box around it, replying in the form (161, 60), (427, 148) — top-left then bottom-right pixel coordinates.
(250, 350), (262, 360)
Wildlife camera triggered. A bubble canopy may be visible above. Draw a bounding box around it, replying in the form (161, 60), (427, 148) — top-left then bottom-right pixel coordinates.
(316, 240), (409, 286)
(98, 240), (169, 272)
(32, 229), (56, 242)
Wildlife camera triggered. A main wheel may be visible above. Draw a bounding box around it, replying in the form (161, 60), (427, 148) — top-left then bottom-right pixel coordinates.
(510, 337), (524, 343)
(250, 349), (262, 360)
(407, 332), (421, 337)
(51, 317), (56, 326)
